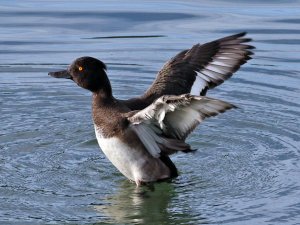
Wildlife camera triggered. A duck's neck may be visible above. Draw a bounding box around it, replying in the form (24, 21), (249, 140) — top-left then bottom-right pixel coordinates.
(92, 88), (114, 106)
(91, 71), (113, 101)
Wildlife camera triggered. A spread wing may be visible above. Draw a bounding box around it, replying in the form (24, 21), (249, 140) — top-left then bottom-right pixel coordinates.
(124, 32), (253, 110)
(127, 94), (236, 158)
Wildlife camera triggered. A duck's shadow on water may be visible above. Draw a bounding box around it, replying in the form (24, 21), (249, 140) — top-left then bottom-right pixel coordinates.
(92, 180), (206, 225)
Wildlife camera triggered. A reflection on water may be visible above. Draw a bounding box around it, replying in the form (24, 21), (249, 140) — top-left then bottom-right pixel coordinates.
(1, 0), (300, 224)
(94, 182), (177, 224)
(94, 181), (206, 225)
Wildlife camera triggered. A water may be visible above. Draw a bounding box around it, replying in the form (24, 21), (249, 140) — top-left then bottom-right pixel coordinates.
(1, 0), (300, 224)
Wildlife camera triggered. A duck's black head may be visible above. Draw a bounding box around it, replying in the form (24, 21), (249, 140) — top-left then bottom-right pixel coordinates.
(49, 57), (111, 94)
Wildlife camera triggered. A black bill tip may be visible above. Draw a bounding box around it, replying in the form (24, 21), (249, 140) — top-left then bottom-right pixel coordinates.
(48, 70), (72, 79)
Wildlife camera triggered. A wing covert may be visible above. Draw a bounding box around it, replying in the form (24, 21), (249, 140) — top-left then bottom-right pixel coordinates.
(127, 94), (236, 157)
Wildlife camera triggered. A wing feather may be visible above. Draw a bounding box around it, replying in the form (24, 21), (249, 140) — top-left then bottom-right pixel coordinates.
(124, 32), (253, 110)
(128, 94), (236, 157)
(143, 33), (252, 102)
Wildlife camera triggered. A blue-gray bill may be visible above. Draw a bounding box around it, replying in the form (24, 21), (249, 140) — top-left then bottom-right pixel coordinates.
(48, 70), (72, 79)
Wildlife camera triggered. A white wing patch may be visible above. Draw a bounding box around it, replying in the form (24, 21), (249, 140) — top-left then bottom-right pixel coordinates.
(190, 75), (207, 95)
(189, 34), (253, 96)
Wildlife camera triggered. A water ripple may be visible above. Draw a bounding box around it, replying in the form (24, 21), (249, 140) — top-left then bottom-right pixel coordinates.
(1, 1), (300, 224)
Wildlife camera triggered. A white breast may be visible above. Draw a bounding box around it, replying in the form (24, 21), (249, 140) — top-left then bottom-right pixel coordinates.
(94, 125), (170, 183)
(94, 126), (144, 181)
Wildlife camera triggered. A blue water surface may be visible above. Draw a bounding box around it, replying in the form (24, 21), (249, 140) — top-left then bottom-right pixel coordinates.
(0, 0), (300, 224)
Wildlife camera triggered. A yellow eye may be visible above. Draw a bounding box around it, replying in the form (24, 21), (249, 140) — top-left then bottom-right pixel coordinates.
(78, 66), (83, 71)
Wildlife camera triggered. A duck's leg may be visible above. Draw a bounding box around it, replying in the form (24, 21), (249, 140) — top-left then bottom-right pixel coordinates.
(135, 179), (142, 187)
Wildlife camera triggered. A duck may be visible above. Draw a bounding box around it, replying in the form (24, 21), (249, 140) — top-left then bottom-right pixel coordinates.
(49, 32), (254, 186)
